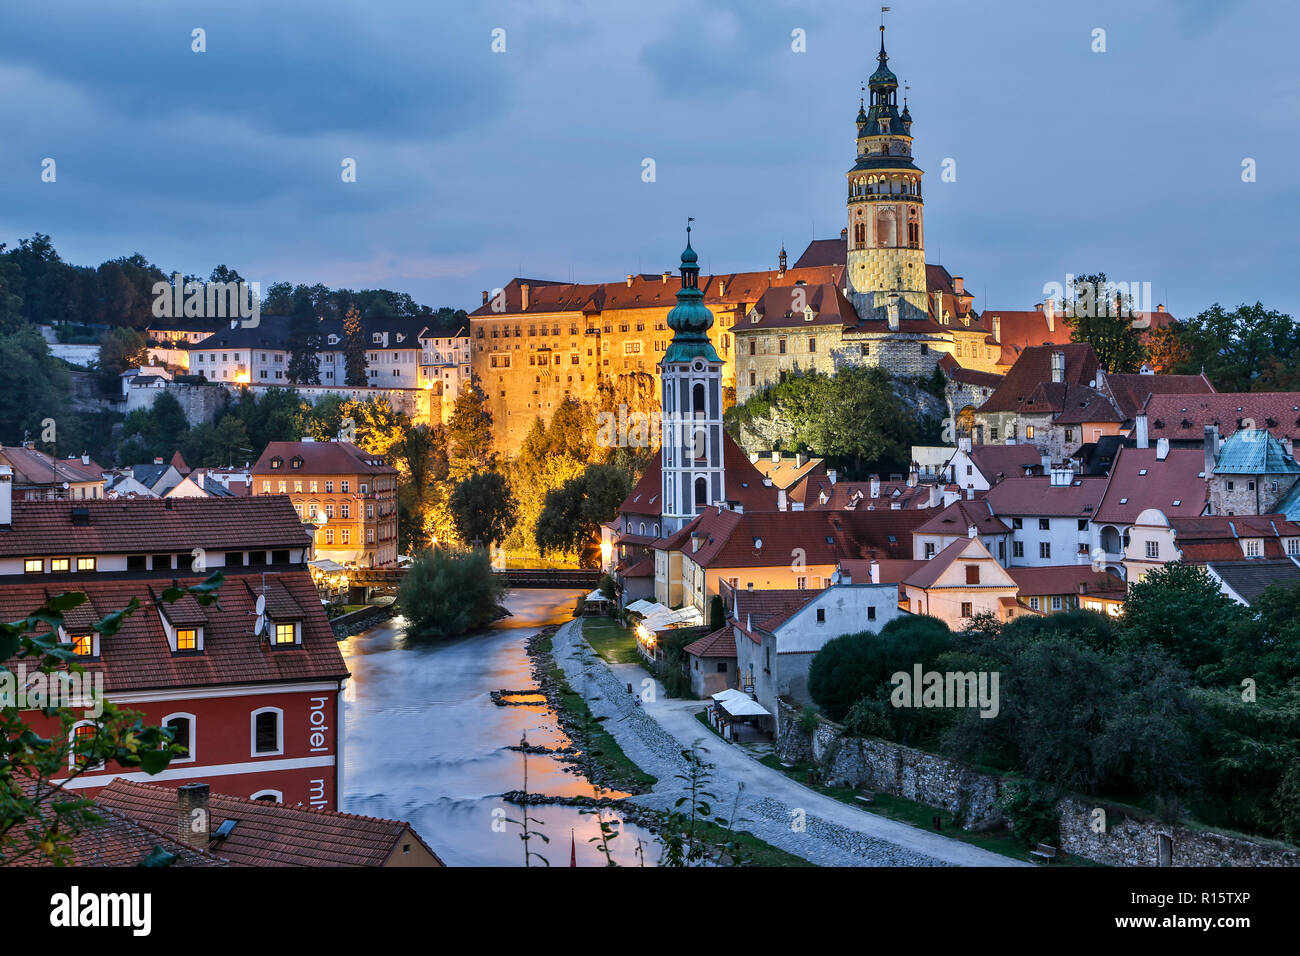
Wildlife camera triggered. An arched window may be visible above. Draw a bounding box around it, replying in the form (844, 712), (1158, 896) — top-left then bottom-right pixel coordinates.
(692, 383), (706, 415)
(250, 789), (283, 802)
(69, 721), (103, 771)
(162, 713), (196, 763)
(251, 707), (283, 757)
(694, 476), (708, 508)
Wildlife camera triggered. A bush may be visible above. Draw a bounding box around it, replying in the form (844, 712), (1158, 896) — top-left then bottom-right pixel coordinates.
(796, 706), (820, 736)
(997, 781), (1061, 849)
(398, 546), (508, 639)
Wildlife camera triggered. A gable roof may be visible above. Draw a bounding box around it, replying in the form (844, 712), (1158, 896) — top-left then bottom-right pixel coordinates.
(683, 625), (737, 659)
(1142, 392), (1300, 443)
(914, 499), (1010, 536)
(903, 536), (1010, 590)
(967, 444), (1048, 483)
(1104, 372), (1215, 421)
(983, 475), (1107, 517)
(0, 445), (105, 486)
(0, 496), (312, 558)
(743, 283), (858, 329)
(1094, 445), (1208, 524)
(979, 344), (1101, 414)
(252, 441), (395, 476)
(97, 779), (442, 867)
(1207, 558), (1300, 604)
(1168, 514), (1300, 562)
(1007, 565), (1126, 599)
(0, 567), (348, 694)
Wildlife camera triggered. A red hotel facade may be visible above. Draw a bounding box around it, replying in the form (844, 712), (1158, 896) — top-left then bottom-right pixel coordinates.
(0, 474), (350, 808)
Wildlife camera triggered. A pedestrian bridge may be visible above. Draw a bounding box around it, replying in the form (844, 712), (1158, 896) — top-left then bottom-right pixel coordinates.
(344, 567), (600, 590)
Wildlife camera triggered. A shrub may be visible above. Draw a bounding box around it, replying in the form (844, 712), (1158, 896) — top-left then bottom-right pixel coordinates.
(796, 706), (820, 736)
(997, 781), (1061, 849)
(398, 546), (508, 639)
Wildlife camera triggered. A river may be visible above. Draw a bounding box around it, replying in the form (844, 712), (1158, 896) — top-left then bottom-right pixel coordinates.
(338, 588), (660, 866)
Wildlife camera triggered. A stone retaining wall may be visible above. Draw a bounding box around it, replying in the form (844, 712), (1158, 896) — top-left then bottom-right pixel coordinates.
(330, 604), (394, 639)
(776, 698), (1300, 865)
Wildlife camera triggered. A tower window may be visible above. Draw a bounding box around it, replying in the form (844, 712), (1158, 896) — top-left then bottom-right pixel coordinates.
(692, 383), (705, 414)
(694, 476), (708, 509)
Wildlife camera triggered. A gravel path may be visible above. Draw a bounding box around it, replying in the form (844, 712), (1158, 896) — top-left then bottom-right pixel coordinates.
(551, 619), (1027, 867)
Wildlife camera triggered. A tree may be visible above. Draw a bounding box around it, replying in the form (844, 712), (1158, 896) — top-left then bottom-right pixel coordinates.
(446, 377), (496, 481)
(340, 396), (408, 457)
(534, 463), (633, 565)
(397, 546), (509, 639)
(343, 306), (368, 387)
(1144, 323), (1187, 374)
(1, 575), (222, 864)
(95, 327), (149, 390)
(286, 288), (321, 385)
(1172, 302), (1299, 392)
(449, 471), (518, 547)
(1118, 562), (1248, 678)
(0, 326), (73, 448)
(1065, 272), (1146, 373)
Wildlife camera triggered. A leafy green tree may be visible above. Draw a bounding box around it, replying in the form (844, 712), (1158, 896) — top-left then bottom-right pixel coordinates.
(446, 377), (496, 481)
(286, 288), (321, 385)
(807, 616), (952, 723)
(1172, 302), (1299, 391)
(95, 327), (149, 390)
(1065, 271), (1146, 373)
(1119, 562), (1248, 678)
(0, 253), (25, 334)
(343, 306), (368, 387)
(398, 546), (508, 639)
(0, 326), (73, 447)
(534, 463), (633, 565)
(449, 471), (518, 546)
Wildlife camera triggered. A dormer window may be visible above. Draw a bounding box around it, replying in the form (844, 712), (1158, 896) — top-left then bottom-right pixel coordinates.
(176, 627), (199, 652)
(71, 633), (94, 656)
(372, 333), (382, 343)
(290, 457), (303, 469)
(270, 457), (283, 469)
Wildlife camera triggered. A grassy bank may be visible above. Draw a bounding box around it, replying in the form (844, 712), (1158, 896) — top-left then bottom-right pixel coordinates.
(582, 617), (644, 665)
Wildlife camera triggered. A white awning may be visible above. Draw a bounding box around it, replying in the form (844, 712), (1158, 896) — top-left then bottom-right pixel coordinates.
(309, 559), (345, 573)
(719, 695), (771, 718)
(585, 589), (608, 603)
(711, 688), (746, 703)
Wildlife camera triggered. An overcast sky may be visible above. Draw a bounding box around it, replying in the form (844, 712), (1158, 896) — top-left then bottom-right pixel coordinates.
(1, 0), (1296, 320)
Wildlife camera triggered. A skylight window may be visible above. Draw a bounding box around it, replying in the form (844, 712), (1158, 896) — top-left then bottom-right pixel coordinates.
(1139, 469), (1147, 476)
(1172, 499), (1182, 506)
(1119, 497), (1128, 504)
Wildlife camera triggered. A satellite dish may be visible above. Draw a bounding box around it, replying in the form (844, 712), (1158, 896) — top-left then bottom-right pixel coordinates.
(254, 614), (265, 636)
(255, 594), (266, 616)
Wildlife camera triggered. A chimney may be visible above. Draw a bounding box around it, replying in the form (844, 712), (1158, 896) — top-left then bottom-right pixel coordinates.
(958, 435), (972, 453)
(1051, 350), (1065, 384)
(520, 283), (530, 310)
(176, 782), (210, 850)
(1204, 424), (1219, 475)
(795, 452), (807, 468)
(827, 469), (838, 486)
(1041, 454), (1052, 472)
(1135, 412), (1149, 449)
(81, 453), (90, 465)
(870, 475), (880, 498)
(749, 451), (760, 464)
(691, 532), (703, 552)
(719, 279), (728, 296)
(928, 484), (942, 509)
(1157, 303), (1165, 312)
(1043, 298), (1056, 334)
(869, 559), (880, 584)
(839, 566), (852, 585)
(626, 274), (634, 288)
(662, 271), (670, 284)
(1156, 437), (1170, 461)
(967, 524), (978, 538)
(778, 488), (788, 512)
(153, 457), (164, 465)
(481, 290), (489, 305)
(771, 450), (780, 464)
(840, 227), (848, 241)
(965, 486), (975, 500)
(0, 465), (12, 528)
(952, 276), (964, 296)
(907, 468), (918, 488)
(301, 436), (315, 443)
(991, 314), (1001, 342)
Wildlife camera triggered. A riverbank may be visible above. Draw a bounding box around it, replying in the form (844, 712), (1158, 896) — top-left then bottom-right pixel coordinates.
(542, 617), (1028, 867)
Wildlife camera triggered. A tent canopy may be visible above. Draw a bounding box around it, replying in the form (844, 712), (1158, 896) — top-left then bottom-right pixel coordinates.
(718, 695), (771, 718)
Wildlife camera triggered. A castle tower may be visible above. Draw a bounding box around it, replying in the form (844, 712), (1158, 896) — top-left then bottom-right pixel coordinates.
(660, 223), (725, 534)
(846, 25), (926, 325)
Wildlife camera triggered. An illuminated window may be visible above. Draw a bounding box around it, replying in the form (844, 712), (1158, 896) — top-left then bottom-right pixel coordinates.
(51, 558), (70, 572)
(274, 623), (296, 645)
(76, 557), (96, 572)
(24, 558), (43, 573)
(71, 633), (94, 656)
(176, 628), (198, 651)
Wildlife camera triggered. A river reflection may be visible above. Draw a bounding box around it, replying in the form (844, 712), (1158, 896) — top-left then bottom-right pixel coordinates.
(339, 589), (659, 866)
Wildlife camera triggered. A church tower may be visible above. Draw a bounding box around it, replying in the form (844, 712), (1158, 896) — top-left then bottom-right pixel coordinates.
(846, 25), (927, 327)
(660, 224), (725, 534)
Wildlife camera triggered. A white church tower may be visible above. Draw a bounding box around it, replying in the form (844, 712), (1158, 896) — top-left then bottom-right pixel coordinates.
(660, 222), (725, 534)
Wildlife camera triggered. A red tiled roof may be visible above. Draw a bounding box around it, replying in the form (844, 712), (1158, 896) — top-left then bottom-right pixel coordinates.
(0, 567), (349, 694)
(1168, 514), (1300, 562)
(914, 499), (1010, 536)
(683, 626), (736, 658)
(1093, 445), (1207, 524)
(0, 445), (105, 486)
(983, 476), (1108, 517)
(1104, 372), (1215, 421)
(1007, 565), (1126, 598)
(902, 537), (994, 590)
(744, 283), (858, 329)
(97, 779), (442, 867)
(979, 343), (1101, 413)
(939, 353), (1004, 389)
(801, 478), (933, 510)
(1142, 392), (1300, 443)
(0, 497), (312, 558)
(680, 507), (926, 569)
(10, 800), (226, 868)
(252, 441), (396, 476)
(728, 587), (821, 641)
(968, 444), (1049, 483)
(618, 556), (653, 578)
